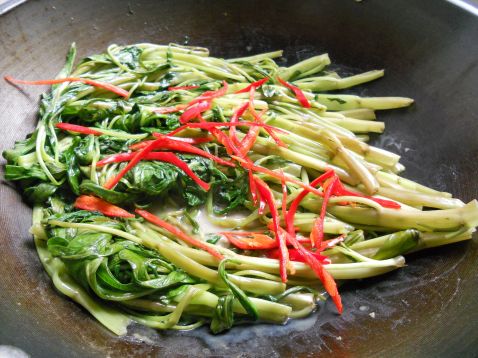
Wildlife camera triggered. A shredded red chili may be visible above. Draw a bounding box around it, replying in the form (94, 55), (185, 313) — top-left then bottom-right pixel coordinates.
(168, 85), (200, 91)
(229, 102), (249, 146)
(248, 86), (287, 147)
(221, 232), (278, 250)
(74, 195), (134, 218)
(152, 104), (187, 114)
(135, 209), (224, 260)
(103, 140), (157, 190)
(277, 76), (311, 108)
(5, 75), (130, 98)
(254, 177), (291, 281)
(152, 134), (235, 167)
(278, 226), (342, 314)
(130, 136), (213, 151)
(234, 77), (269, 94)
(332, 179), (401, 209)
(96, 151), (210, 191)
(168, 121), (285, 135)
(55, 123), (103, 136)
(310, 176), (338, 248)
(267, 247), (331, 265)
(232, 156), (324, 197)
(187, 80), (229, 106)
(179, 100), (212, 124)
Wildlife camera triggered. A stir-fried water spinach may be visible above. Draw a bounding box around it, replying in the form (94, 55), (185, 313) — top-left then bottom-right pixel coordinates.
(3, 43), (478, 335)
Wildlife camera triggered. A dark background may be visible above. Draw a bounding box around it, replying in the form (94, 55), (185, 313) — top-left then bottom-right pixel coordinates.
(0, 0), (477, 357)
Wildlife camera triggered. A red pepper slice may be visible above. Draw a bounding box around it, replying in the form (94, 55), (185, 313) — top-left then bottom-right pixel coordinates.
(267, 248), (331, 264)
(55, 123), (103, 136)
(332, 179), (401, 209)
(229, 102), (250, 146)
(234, 77), (270, 94)
(238, 126), (261, 157)
(221, 232), (278, 250)
(147, 153), (210, 191)
(255, 177), (291, 282)
(318, 235), (345, 252)
(135, 209), (223, 260)
(281, 171), (288, 218)
(232, 156), (324, 197)
(152, 104), (188, 114)
(277, 76), (311, 108)
(74, 195), (134, 218)
(152, 134), (235, 167)
(179, 100), (212, 124)
(285, 169), (335, 236)
(103, 140), (157, 189)
(130, 136), (213, 151)
(96, 152), (210, 191)
(168, 85), (200, 91)
(168, 121), (286, 135)
(197, 114), (239, 156)
(187, 80), (229, 106)
(222, 231), (311, 251)
(248, 170), (259, 206)
(158, 135), (213, 144)
(310, 176), (338, 248)
(237, 107), (268, 157)
(5, 76), (130, 98)
(278, 226), (342, 314)
(248, 86), (287, 148)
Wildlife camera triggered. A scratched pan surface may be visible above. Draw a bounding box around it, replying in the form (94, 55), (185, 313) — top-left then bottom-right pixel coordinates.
(1, 0), (477, 357)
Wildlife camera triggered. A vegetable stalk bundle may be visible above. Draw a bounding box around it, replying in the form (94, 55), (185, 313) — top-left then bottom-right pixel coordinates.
(4, 43), (477, 335)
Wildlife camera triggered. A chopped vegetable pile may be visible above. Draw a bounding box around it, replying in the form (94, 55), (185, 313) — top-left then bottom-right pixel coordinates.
(3, 43), (478, 335)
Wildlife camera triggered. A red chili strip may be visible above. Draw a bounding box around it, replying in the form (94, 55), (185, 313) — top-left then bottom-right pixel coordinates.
(277, 76), (311, 108)
(255, 177), (291, 282)
(5, 76), (130, 98)
(168, 121), (286, 135)
(267, 248), (331, 265)
(232, 156), (324, 197)
(197, 114), (239, 156)
(332, 179), (401, 209)
(310, 176), (338, 248)
(135, 209), (223, 260)
(152, 104), (188, 114)
(278, 226), (342, 314)
(285, 169), (335, 237)
(179, 100), (212, 124)
(248, 86), (287, 147)
(248, 170), (259, 206)
(103, 140), (157, 190)
(130, 136), (213, 151)
(280, 171), (288, 218)
(239, 126), (261, 156)
(229, 102), (250, 146)
(187, 80), (229, 106)
(222, 231), (310, 250)
(221, 232), (278, 250)
(164, 136), (214, 144)
(152, 134), (235, 167)
(96, 152), (210, 191)
(234, 77), (269, 94)
(74, 195), (134, 218)
(319, 235), (345, 252)
(168, 85), (200, 91)
(55, 123), (103, 136)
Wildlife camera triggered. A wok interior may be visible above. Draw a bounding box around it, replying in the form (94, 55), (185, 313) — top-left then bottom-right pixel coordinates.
(0, 0), (477, 356)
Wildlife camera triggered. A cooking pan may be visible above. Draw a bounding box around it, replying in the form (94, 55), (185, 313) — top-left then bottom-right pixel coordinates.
(1, 0), (477, 356)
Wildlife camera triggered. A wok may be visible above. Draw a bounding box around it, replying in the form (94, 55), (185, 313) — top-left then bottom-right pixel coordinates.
(0, 0), (477, 357)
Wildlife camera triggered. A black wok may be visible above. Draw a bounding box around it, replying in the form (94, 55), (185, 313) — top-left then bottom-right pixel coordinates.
(1, 0), (477, 356)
